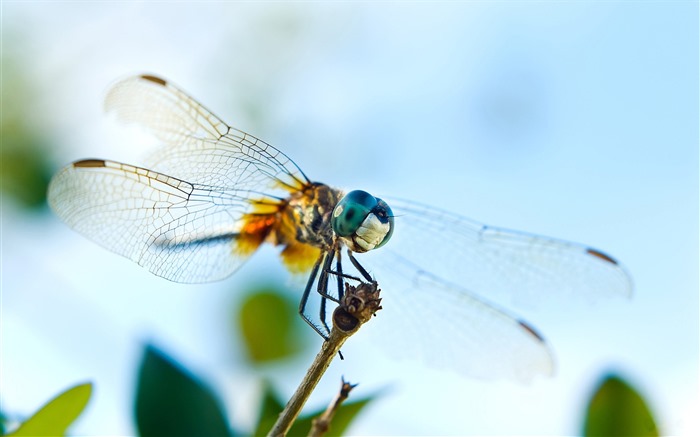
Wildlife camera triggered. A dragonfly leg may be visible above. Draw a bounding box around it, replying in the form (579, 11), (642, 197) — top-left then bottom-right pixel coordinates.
(325, 248), (366, 284)
(319, 296), (330, 335)
(326, 269), (364, 284)
(316, 249), (341, 304)
(347, 249), (373, 282)
(335, 246), (344, 301)
(316, 250), (337, 335)
(299, 252), (330, 340)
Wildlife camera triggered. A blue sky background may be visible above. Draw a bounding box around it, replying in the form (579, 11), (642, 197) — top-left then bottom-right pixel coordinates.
(2, 1), (698, 435)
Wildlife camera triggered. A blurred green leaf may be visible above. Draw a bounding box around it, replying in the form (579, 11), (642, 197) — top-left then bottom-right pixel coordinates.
(251, 383), (285, 437)
(583, 373), (658, 437)
(1, 132), (52, 209)
(7, 382), (92, 436)
(1, 53), (53, 210)
(289, 396), (373, 437)
(135, 344), (231, 437)
(238, 288), (306, 363)
(251, 382), (375, 437)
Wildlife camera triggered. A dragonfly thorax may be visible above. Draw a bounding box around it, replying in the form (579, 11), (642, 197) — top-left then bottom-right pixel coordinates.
(280, 183), (342, 250)
(332, 190), (394, 253)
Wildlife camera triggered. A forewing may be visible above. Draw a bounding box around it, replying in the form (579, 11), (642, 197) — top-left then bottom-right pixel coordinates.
(383, 198), (632, 307)
(48, 159), (254, 283)
(104, 74), (309, 194)
(358, 198), (631, 380)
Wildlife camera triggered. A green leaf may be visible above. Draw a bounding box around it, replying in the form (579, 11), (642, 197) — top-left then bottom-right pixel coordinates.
(7, 382), (92, 436)
(238, 288), (306, 363)
(134, 344), (231, 437)
(251, 383), (376, 437)
(583, 373), (659, 437)
(0, 136), (52, 209)
(251, 384), (285, 437)
(1, 52), (53, 210)
(290, 396), (373, 437)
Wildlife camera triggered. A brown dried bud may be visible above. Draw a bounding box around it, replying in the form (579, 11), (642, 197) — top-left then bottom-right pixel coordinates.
(332, 281), (382, 334)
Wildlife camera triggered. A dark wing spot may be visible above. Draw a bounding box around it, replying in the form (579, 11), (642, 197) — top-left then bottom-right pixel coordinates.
(586, 248), (618, 265)
(73, 159), (106, 168)
(140, 75), (167, 86)
(518, 320), (545, 342)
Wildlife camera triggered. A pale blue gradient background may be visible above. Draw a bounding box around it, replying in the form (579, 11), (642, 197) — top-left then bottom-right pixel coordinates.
(2, 1), (698, 435)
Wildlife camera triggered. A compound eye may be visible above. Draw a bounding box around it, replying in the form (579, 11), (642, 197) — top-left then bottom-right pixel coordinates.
(332, 190), (377, 237)
(373, 197), (394, 248)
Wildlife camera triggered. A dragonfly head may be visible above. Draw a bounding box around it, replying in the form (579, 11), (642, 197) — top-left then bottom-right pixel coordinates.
(332, 190), (394, 253)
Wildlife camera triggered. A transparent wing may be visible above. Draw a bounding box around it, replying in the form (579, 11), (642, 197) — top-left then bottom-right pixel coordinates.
(104, 74), (309, 193)
(357, 198), (632, 381)
(48, 159), (257, 283)
(367, 265), (555, 382)
(49, 74), (315, 283)
(383, 198), (632, 305)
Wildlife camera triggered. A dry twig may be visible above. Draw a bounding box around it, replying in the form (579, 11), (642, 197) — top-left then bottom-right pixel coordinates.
(308, 378), (357, 437)
(267, 281), (381, 437)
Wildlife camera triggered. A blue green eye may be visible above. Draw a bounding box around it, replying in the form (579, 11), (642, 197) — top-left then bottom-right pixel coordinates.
(332, 190), (394, 251)
(332, 190), (376, 237)
(374, 197), (394, 248)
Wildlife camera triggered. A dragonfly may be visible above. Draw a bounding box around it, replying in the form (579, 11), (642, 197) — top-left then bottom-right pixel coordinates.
(48, 74), (632, 382)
